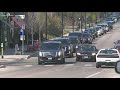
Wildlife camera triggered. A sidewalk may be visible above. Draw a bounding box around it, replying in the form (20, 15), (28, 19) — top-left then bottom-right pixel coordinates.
(0, 45), (37, 61)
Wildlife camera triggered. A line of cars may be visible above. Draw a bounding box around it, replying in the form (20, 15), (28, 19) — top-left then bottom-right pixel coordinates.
(38, 12), (120, 65)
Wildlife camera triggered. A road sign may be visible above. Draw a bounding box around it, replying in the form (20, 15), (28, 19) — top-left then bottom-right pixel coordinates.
(1, 43), (3, 47)
(20, 35), (25, 41)
(22, 24), (25, 29)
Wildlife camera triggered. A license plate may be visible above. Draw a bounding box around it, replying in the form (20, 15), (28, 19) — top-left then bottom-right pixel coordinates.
(105, 60), (111, 62)
(84, 56), (88, 58)
(48, 58), (52, 60)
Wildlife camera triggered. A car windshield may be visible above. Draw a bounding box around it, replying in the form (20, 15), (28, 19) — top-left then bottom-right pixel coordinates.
(78, 45), (96, 51)
(41, 43), (60, 50)
(54, 39), (69, 45)
(99, 50), (118, 54)
(117, 40), (120, 44)
(69, 33), (82, 37)
(83, 34), (90, 38)
(69, 38), (78, 44)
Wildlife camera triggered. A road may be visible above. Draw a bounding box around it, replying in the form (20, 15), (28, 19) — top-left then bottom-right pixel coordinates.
(0, 21), (120, 78)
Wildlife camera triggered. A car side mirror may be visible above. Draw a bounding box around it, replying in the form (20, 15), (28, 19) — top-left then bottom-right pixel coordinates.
(115, 60), (120, 74)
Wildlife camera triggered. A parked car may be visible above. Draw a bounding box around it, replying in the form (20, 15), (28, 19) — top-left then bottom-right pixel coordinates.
(38, 41), (65, 64)
(67, 36), (80, 53)
(76, 44), (98, 62)
(114, 40), (120, 45)
(96, 49), (120, 68)
(114, 44), (120, 53)
(53, 37), (74, 57)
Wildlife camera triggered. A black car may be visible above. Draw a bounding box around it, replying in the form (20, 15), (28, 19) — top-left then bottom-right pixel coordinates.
(68, 32), (83, 43)
(84, 28), (96, 39)
(53, 37), (74, 57)
(82, 33), (93, 44)
(67, 36), (80, 53)
(38, 41), (65, 64)
(76, 44), (98, 62)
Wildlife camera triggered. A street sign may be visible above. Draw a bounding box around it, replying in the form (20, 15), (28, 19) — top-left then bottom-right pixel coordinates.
(1, 43), (3, 47)
(20, 35), (25, 41)
(22, 24), (25, 29)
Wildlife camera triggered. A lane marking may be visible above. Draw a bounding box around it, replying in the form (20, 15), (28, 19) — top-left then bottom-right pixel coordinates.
(84, 64), (93, 67)
(65, 64), (74, 66)
(85, 69), (105, 78)
(44, 65), (54, 66)
(24, 65), (33, 67)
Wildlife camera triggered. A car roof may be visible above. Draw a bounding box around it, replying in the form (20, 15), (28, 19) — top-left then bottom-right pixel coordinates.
(43, 41), (62, 44)
(53, 37), (69, 40)
(78, 44), (96, 47)
(99, 49), (118, 51)
(67, 36), (79, 38)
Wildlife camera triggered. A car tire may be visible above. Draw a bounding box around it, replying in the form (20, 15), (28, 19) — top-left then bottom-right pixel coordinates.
(38, 60), (42, 65)
(69, 52), (73, 58)
(96, 62), (101, 68)
(60, 57), (65, 64)
(76, 57), (80, 61)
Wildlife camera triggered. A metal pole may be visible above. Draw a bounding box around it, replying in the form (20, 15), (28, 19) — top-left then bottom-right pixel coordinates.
(61, 12), (63, 37)
(80, 12), (83, 32)
(21, 30), (24, 55)
(45, 12), (47, 40)
(1, 21), (4, 58)
(85, 12), (86, 30)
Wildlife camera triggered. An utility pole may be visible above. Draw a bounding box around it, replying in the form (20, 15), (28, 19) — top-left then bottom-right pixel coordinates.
(85, 12), (87, 30)
(1, 21), (4, 58)
(45, 12), (47, 40)
(72, 12), (75, 32)
(80, 12), (83, 33)
(61, 12), (63, 37)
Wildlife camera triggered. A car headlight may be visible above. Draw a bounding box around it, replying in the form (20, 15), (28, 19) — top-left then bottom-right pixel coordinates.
(39, 52), (42, 56)
(92, 53), (96, 56)
(76, 46), (78, 48)
(58, 52), (61, 56)
(77, 53), (81, 55)
(88, 38), (90, 40)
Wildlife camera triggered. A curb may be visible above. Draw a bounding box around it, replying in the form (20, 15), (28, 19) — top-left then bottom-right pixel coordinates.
(27, 55), (31, 59)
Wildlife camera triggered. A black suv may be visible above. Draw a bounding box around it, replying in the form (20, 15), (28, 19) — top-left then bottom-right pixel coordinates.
(82, 33), (93, 44)
(68, 32), (83, 43)
(38, 41), (65, 64)
(67, 36), (80, 53)
(76, 44), (98, 62)
(53, 37), (74, 57)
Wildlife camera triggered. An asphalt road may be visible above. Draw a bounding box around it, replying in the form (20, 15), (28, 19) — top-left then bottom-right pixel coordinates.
(0, 21), (120, 78)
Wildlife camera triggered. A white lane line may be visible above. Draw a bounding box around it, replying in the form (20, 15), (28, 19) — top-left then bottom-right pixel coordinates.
(84, 64), (93, 67)
(24, 65), (33, 67)
(44, 65), (54, 66)
(65, 64), (74, 66)
(85, 69), (105, 78)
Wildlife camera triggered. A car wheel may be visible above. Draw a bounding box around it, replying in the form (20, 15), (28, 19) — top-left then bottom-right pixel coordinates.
(96, 62), (101, 68)
(69, 52), (73, 58)
(76, 57), (80, 61)
(38, 60), (42, 65)
(60, 57), (65, 64)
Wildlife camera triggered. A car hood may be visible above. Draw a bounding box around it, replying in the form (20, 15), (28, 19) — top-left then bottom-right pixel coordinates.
(78, 51), (96, 54)
(39, 50), (60, 57)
